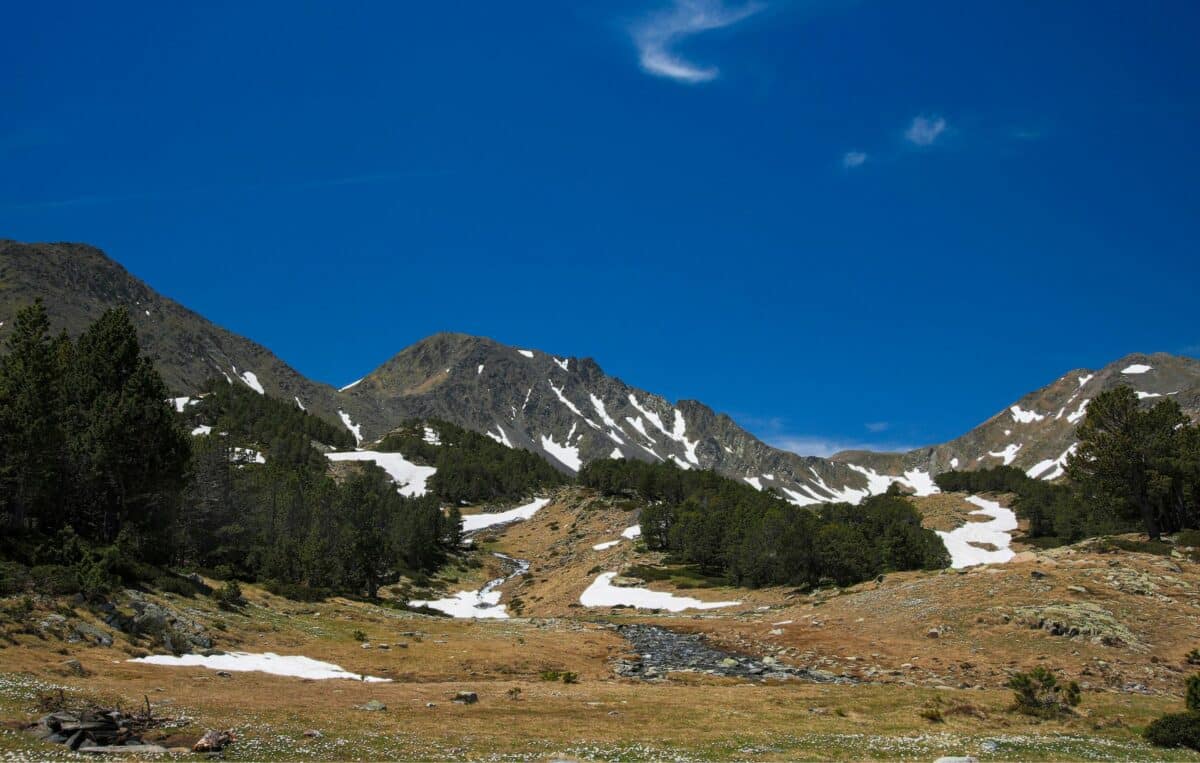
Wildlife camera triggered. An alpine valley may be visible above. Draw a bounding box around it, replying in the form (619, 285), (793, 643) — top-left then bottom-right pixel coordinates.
(3, 239), (1200, 762)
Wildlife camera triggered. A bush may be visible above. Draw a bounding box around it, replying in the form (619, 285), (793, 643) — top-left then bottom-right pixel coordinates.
(213, 580), (244, 610)
(28, 565), (82, 595)
(153, 575), (205, 597)
(1008, 667), (1081, 718)
(1187, 649), (1200, 666)
(0, 561), (32, 595)
(264, 580), (328, 602)
(352, 629), (368, 642)
(1189, 675), (1200, 712)
(1176, 529), (1200, 548)
(1145, 712), (1200, 750)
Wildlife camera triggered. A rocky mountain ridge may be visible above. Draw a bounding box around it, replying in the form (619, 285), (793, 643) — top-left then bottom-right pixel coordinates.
(4, 239), (1198, 508)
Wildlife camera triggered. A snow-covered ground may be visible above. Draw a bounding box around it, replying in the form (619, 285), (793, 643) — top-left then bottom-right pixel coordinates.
(579, 572), (740, 612)
(410, 554), (527, 618)
(129, 652), (390, 682)
(936, 495), (1018, 569)
(460, 497), (551, 533)
(337, 410), (362, 445)
(592, 525), (639, 551)
(325, 451), (436, 497)
(592, 539), (620, 551)
(621, 524), (641, 539)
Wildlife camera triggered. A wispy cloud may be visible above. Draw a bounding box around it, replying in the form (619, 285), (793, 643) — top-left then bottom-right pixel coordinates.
(630, 0), (764, 84)
(842, 150), (868, 169)
(766, 435), (918, 458)
(905, 115), (947, 146)
(864, 421), (889, 433)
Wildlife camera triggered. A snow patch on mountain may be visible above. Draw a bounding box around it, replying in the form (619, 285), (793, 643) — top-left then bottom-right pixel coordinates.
(337, 410), (362, 445)
(1010, 405), (1045, 423)
(339, 377), (364, 392)
(987, 443), (1023, 465)
(579, 572), (739, 612)
(1123, 364), (1152, 374)
(517, 349), (534, 358)
(460, 498), (551, 533)
(325, 450), (435, 497)
(240, 371), (265, 395)
(936, 495), (1017, 569)
(540, 433), (581, 471)
(1026, 443), (1078, 481)
(486, 425), (514, 448)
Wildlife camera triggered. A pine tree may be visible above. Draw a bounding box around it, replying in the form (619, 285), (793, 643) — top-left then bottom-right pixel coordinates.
(0, 300), (66, 532)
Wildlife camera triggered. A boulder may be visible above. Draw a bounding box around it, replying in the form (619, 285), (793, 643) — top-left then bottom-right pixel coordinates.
(453, 691), (479, 705)
(356, 700), (387, 712)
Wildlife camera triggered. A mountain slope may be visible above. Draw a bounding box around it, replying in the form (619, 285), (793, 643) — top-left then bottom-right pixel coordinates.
(336, 332), (936, 504)
(0, 240), (348, 429)
(6, 239), (1195, 510)
(835, 352), (1200, 480)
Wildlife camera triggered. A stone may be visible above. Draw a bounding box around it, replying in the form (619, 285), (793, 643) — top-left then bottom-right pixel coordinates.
(70, 622), (113, 647)
(60, 658), (87, 677)
(1030, 570), (1048, 579)
(1067, 585), (1089, 595)
(302, 730), (322, 738)
(356, 700), (387, 712)
(927, 628), (940, 639)
(453, 691), (479, 705)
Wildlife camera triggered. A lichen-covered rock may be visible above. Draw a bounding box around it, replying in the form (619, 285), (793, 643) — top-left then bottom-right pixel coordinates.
(1009, 602), (1143, 651)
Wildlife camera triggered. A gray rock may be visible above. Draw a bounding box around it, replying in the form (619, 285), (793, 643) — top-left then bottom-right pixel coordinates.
(356, 700), (387, 711)
(453, 691), (478, 705)
(71, 622), (113, 647)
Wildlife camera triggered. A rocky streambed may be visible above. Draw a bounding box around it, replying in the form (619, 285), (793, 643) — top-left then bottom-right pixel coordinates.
(611, 624), (853, 683)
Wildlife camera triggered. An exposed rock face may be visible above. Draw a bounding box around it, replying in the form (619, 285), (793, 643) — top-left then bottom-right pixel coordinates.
(837, 352), (1200, 482)
(97, 591), (212, 654)
(7, 239), (1197, 508)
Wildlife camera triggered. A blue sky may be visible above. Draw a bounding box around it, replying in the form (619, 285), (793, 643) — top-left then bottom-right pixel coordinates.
(3, 1), (1198, 456)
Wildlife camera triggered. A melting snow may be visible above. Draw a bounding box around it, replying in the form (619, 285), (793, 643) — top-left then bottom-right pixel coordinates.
(1078, 374), (1094, 387)
(294, 396), (305, 411)
(1122, 364), (1152, 374)
(518, 349), (534, 358)
(593, 540), (620, 551)
(411, 554), (528, 619)
(170, 397), (194, 413)
(744, 476), (763, 490)
(1026, 443), (1078, 481)
(936, 495), (1017, 569)
(950, 457), (960, 469)
(621, 525), (641, 539)
(987, 443), (1023, 465)
(609, 447), (623, 459)
(579, 573), (739, 612)
(477, 364), (484, 375)
(337, 410), (362, 445)
(339, 377), (364, 392)
(460, 497), (551, 533)
(232, 448), (266, 464)
(325, 451), (435, 497)
(1009, 405), (1045, 423)
(191, 425), (212, 437)
(423, 426), (442, 445)
(1066, 399), (1090, 424)
(486, 425), (514, 448)
(240, 371), (265, 395)
(540, 434), (581, 471)
(553, 357), (570, 372)
(129, 652), (390, 682)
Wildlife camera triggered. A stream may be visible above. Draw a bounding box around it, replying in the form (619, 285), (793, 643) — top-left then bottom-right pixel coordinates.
(612, 624), (853, 683)
(409, 552), (528, 619)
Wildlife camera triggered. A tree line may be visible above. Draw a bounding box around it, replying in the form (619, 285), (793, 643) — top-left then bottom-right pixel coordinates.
(0, 302), (458, 600)
(935, 387), (1200, 544)
(378, 418), (567, 505)
(579, 459), (949, 587)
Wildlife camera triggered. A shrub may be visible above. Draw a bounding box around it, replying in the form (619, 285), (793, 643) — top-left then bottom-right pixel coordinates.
(264, 580), (328, 602)
(1008, 667), (1081, 718)
(352, 629), (368, 642)
(1176, 529), (1200, 548)
(28, 565), (82, 595)
(153, 575), (203, 597)
(213, 580), (244, 610)
(1187, 649), (1200, 666)
(1145, 712), (1200, 750)
(1189, 675), (1200, 712)
(0, 561), (32, 595)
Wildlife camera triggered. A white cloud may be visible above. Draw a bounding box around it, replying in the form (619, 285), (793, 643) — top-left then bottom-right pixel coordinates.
(766, 435), (918, 458)
(905, 115), (947, 146)
(842, 151), (867, 168)
(864, 421), (889, 433)
(630, 0), (764, 84)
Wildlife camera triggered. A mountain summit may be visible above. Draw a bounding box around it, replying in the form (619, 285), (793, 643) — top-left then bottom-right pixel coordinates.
(4, 239), (1197, 507)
